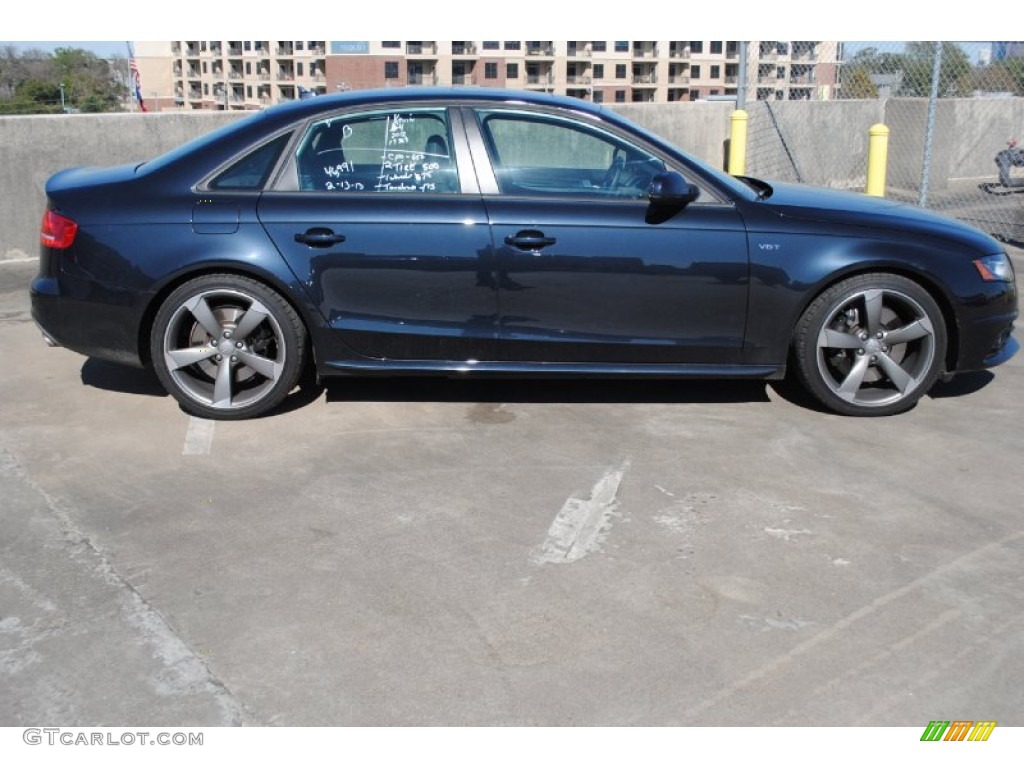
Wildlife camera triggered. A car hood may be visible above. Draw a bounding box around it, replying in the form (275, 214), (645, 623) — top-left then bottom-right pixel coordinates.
(758, 181), (1001, 255)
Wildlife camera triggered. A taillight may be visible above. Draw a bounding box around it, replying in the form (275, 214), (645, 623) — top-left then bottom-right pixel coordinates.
(40, 209), (78, 249)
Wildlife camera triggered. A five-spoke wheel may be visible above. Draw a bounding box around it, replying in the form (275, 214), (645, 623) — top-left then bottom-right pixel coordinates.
(151, 274), (306, 420)
(794, 274), (947, 416)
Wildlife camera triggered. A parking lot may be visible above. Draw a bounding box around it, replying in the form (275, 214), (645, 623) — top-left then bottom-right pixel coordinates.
(2, 253), (1022, 726)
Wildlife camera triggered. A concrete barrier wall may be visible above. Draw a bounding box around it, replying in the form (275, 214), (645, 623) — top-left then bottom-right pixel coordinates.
(1, 112), (244, 260)
(2, 98), (1022, 260)
(608, 102), (735, 166)
(745, 100), (886, 188)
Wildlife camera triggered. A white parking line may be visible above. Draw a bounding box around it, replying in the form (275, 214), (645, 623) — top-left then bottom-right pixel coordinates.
(0, 256), (39, 265)
(182, 417), (216, 455)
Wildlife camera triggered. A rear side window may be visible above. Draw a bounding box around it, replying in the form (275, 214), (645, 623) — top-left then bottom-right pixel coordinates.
(210, 133), (290, 190)
(293, 109), (459, 194)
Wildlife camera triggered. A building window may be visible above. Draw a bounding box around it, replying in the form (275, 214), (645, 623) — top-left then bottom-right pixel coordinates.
(615, 90), (625, 102)
(384, 61), (399, 79)
(689, 41), (703, 53)
(297, 62), (303, 76)
(593, 90), (604, 102)
(202, 62), (207, 73)
(485, 62), (498, 79)
(691, 65), (701, 79)
(483, 41), (499, 50)
(710, 65), (720, 79)
(255, 41), (264, 52)
(506, 63), (518, 79)
(777, 67), (786, 79)
(614, 41), (628, 52)
(593, 64), (604, 79)
(504, 41), (521, 50)
(592, 41), (607, 52)
(689, 89), (699, 101)
(244, 41), (251, 51)
(710, 41), (723, 54)
(296, 41), (304, 51)
(203, 83), (209, 95)
(382, 41), (400, 48)
(615, 64), (626, 79)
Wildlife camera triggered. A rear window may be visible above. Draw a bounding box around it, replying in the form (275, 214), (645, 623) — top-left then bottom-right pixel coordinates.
(209, 133), (290, 190)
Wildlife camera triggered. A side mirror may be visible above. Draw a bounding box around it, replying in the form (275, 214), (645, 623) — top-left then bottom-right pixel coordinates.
(648, 172), (699, 207)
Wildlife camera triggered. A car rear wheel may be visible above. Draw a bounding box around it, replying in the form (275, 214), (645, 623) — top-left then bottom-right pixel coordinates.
(793, 273), (947, 416)
(151, 274), (306, 420)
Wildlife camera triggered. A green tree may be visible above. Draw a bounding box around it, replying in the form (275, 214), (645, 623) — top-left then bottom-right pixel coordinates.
(842, 66), (879, 99)
(0, 46), (124, 114)
(52, 47), (122, 112)
(898, 42), (973, 97)
(970, 59), (1024, 95)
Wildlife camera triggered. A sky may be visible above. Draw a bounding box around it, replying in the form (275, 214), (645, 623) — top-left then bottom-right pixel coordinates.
(2, 41), (132, 57)
(0, 41), (1004, 67)
(0, 0), (1012, 46)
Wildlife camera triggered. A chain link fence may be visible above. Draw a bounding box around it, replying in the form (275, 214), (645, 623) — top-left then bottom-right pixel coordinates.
(742, 41), (1024, 244)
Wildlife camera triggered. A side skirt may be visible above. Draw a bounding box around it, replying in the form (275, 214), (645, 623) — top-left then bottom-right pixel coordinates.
(323, 359), (786, 380)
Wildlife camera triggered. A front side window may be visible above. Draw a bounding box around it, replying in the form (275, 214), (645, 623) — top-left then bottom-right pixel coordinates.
(294, 109), (458, 194)
(475, 110), (666, 200)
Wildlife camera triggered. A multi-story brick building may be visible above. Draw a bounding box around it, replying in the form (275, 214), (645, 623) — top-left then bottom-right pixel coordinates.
(137, 40), (842, 111)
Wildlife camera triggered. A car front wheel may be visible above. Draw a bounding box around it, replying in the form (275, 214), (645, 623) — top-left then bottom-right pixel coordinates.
(793, 273), (947, 416)
(151, 274), (306, 420)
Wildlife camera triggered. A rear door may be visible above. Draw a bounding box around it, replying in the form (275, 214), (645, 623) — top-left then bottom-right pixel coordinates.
(258, 105), (498, 361)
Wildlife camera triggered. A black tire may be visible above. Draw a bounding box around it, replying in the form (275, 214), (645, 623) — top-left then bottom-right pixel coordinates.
(793, 273), (947, 416)
(150, 274), (307, 420)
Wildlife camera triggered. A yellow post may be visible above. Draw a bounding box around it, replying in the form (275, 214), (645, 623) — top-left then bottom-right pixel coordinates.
(866, 123), (890, 197)
(728, 109), (748, 176)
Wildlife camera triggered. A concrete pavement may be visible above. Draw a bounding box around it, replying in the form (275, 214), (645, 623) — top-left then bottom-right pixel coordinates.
(1, 253), (1022, 725)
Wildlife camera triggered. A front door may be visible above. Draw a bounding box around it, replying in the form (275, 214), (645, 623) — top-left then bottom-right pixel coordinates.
(469, 108), (749, 364)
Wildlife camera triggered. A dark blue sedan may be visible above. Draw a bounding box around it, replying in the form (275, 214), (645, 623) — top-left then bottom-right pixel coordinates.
(31, 88), (1018, 418)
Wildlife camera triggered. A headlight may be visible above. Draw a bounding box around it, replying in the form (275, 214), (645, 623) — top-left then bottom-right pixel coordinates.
(973, 253), (1016, 282)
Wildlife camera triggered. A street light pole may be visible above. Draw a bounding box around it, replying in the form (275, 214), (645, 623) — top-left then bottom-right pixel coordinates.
(59, 82), (66, 113)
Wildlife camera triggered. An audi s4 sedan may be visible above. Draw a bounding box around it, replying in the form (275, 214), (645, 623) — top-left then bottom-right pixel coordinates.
(31, 88), (1018, 419)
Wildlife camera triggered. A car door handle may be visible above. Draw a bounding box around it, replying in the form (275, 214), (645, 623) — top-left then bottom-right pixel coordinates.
(504, 230), (556, 251)
(294, 228), (346, 247)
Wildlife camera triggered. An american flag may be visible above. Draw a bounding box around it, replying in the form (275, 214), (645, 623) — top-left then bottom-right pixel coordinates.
(127, 42), (147, 112)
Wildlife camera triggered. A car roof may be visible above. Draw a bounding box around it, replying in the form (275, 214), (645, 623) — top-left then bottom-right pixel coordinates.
(262, 86), (610, 122)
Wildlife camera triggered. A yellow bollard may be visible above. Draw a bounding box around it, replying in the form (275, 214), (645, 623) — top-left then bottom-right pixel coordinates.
(866, 123), (889, 197)
(728, 109), (748, 176)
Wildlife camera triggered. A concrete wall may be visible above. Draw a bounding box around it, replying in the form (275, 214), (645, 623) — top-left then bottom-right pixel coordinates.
(745, 99), (886, 188)
(3, 98), (1022, 261)
(608, 102), (735, 166)
(0, 112), (244, 260)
